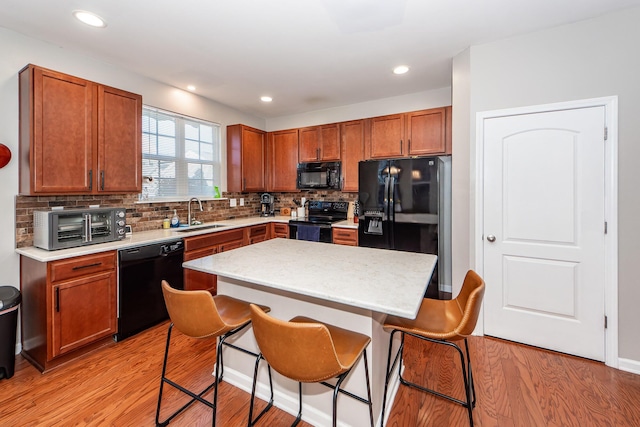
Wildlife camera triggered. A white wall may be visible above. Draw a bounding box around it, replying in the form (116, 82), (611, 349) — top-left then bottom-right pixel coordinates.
(451, 48), (471, 296)
(266, 87), (451, 130)
(452, 7), (640, 362)
(0, 27), (266, 351)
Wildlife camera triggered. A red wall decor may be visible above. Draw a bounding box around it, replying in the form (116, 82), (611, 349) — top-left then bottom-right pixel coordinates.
(0, 144), (11, 168)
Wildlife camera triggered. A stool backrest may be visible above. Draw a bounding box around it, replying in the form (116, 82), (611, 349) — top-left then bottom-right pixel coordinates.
(453, 270), (486, 337)
(161, 280), (227, 338)
(249, 304), (344, 382)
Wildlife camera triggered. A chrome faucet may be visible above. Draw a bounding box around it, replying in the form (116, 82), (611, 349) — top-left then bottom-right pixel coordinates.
(188, 197), (203, 226)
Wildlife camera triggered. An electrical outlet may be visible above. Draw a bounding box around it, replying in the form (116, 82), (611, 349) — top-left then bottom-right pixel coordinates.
(229, 198), (237, 207)
(240, 198), (245, 206)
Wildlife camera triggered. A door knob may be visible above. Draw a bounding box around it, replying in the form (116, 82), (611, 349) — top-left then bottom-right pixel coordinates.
(486, 235), (496, 242)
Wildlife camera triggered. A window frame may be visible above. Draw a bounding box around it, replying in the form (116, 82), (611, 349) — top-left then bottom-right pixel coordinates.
(141, 106), (222, 201)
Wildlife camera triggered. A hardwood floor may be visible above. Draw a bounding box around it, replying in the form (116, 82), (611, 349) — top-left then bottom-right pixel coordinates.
(1, 322), (639, 426)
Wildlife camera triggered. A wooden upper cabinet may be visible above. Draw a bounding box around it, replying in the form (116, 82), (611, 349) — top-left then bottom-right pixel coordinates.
(406, 108), (446, 156)
(268, 129), (299, 192)
(298, 124), (340, 162)
(98, 85), (142, 193)
(320, 124), (341, 161)
(340, 120), (365, 192)
(19, 64), (142, 195)
(20, 66), (94, 194)
(369, 113), (404, 158)
(299, 126), (320, 162)
(227, 124), (266, 192)
(367, 107), (450, 160)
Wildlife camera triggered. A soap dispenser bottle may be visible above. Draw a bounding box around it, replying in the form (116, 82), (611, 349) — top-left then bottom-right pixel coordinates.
(170, 209), (180, 228)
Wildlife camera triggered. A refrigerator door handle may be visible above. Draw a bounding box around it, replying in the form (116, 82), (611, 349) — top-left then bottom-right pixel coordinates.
(383, 175), (390, 219)
(389, 176), (396, 222)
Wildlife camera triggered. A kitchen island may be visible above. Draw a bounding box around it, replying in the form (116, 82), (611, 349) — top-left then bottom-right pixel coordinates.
(183, 238), (437, 427)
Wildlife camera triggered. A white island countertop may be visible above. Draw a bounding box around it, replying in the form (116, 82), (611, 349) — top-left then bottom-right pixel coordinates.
(183, 238), (436, 319)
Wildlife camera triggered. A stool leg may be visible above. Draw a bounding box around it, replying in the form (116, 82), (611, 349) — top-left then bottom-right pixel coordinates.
(381, 329), (403, 426)
(363, 349), (374, 427)
(333, 373), (348, 427)
(155, 323), (174, 427)
(292, 382), (303, 427)
(248, 356), (274, 427)
(464, 338), (476, 407)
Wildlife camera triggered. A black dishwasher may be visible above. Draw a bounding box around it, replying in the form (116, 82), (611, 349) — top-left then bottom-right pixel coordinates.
(116, 239), (184, 341)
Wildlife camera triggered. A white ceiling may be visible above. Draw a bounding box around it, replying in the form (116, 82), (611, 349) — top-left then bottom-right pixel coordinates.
(2, 0), (639, 119)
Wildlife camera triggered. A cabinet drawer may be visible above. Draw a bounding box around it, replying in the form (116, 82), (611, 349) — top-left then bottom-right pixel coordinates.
(220, 239), (244, 252)
(332, 228), (358, 246)
(249, 225), (268, 237)
(184, 246), (217, 261)
(49, 252), (116, 283)
(272, 223), (289, 238)
(184, 228), (245, 252)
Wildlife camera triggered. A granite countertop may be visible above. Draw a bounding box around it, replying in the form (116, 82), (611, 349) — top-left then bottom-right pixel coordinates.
(183, 238), (436, 318)
(16, 215), (291, 262)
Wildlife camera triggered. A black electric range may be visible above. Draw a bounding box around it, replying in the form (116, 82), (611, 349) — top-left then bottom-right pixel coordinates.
(289, 201), (348, 242)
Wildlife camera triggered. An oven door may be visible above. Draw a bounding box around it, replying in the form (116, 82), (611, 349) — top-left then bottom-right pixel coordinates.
(289, 222), (333, 243)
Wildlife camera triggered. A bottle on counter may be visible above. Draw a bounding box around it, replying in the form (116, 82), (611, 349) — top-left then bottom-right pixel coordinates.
(163, 216), (170, 229)
(170, 209), (180, 228)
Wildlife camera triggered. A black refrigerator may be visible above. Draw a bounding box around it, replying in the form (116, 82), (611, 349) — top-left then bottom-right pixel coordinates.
(358, 156), (451, 298)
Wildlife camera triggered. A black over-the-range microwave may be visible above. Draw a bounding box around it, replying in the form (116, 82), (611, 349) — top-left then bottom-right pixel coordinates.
(296, 161), (341, 190)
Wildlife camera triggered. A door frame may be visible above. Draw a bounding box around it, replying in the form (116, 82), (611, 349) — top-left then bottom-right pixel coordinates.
(473, 96), (618, 368)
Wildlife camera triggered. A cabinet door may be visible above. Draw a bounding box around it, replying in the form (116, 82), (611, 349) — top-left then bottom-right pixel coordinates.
(320, 124), (340, 161)
(183, 247), (217, 292)
(269, 129), (299, 192)
(299, 126), (320, 162)
(97, 85), (142, 193)
(369, 114), (404, 159)
(241, 126), (266, 191)
(51, 270), (116, 358)
(332, 228), (358, 246)
(29, 66), (95, 194)
(271, 223), (289, 239)
(248, 224), (268, 244)
(340, 120), (365, 192)
(227, 124), (266, 192)
(406, 108), (446, 156)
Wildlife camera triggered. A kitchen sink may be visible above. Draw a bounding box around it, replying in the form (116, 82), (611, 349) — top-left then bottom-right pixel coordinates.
(173, 224), (228, 232)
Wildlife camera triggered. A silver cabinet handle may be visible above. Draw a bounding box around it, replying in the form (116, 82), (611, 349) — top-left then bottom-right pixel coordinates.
(486, 235), (496, 242)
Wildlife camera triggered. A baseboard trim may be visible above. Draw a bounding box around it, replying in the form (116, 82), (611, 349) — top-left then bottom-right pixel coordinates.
(618, 358), (640, 375)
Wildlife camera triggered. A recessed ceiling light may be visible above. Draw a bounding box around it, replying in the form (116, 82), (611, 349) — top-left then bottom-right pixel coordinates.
(73, 10), (107, 28)
(393, 65), (410, 75)
(187, 85), (196, 91)
(260, 96), (273, 103)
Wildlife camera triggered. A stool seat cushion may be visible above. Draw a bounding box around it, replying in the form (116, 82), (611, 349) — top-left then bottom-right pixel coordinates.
(383, 298), (464, 340)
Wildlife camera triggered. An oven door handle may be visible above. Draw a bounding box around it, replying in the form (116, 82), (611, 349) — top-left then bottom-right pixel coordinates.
(83, 213), (92, 243)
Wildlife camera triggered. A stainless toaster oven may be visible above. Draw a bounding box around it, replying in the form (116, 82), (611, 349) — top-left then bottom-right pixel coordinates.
(33, 207), (127, 250)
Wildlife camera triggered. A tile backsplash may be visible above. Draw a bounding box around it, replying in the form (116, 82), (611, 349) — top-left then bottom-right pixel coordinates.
(15, 190), (358, 248)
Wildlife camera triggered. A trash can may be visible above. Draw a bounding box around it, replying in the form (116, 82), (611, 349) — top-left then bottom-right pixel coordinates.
(0, 286), (21, 380)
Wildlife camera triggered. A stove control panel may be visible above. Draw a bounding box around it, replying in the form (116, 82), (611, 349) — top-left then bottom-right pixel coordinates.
(308, 201), (349, 213)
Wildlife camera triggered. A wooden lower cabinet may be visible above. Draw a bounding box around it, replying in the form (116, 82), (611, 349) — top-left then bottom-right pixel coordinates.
(332, 228), (358, 246)
(20, 251), (117, 372)
(271, 222), (289, 239)
(183, 223), (292, 293)
(183, 228), (246, 293)
(247, 224), (268, 244)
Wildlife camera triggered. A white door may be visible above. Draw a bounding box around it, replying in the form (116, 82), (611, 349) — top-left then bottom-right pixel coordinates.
(482, 106), (606, 361)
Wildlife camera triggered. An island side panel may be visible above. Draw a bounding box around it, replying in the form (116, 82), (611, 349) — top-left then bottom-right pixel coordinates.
(217, 276), (398, 427)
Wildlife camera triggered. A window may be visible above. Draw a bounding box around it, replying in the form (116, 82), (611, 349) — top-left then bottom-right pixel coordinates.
(141, 106), (221, 200)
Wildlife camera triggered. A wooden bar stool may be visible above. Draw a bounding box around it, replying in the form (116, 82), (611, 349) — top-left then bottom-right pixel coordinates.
(381, 270), (485, 426)
(155, 281), (274, 427)
(247, 304), (374, 427)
